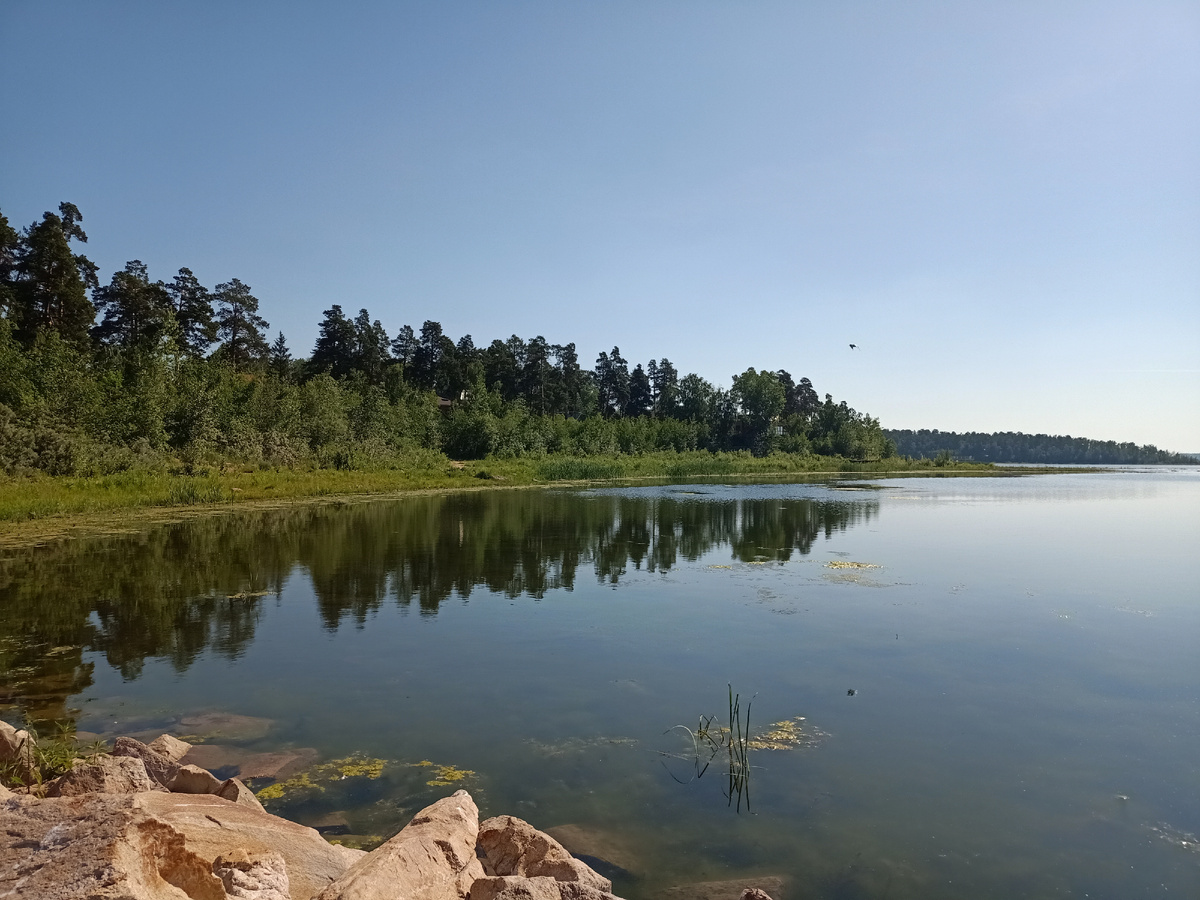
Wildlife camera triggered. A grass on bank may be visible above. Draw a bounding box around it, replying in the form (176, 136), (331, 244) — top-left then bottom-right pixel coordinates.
(0, 449), (1029, 540)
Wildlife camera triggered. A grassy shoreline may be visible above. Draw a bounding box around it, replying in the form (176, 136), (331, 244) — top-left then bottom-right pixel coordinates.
(0, 451), (1090, 549)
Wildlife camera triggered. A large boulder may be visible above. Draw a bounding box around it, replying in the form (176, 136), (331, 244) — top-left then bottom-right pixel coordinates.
(149, 733), (194, 763)
(113, 735), (181, 789)
(316, 789), (485, 900)
(169, 763), (225, 794)
(0, 792), (226, 899)
(478, 816), (612, 893)
(135, 790), (356, 900)
(45, 754), (158, 797)
(0, 790), (357, 900)
(217, 776), (268, 812)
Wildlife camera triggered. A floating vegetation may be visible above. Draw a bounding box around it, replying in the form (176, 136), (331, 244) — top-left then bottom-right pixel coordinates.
(256, 754), (387, 801)
(826, 561), (880, 569)
(316, 755), (386, 780)
(409, 759), (477, 787)
(256, 770), (323, 801)
(426, 764), (475, 787)
(746, 717), (828, 751)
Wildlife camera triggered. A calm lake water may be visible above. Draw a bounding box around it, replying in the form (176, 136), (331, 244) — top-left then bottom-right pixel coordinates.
(1, 469), (1198, 898)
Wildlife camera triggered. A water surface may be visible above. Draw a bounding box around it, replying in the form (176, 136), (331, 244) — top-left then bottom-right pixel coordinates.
(1, 469), (1197, 898)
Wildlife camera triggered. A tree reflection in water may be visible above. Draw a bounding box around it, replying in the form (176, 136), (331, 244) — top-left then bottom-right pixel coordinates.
(0, 489), (877, 726)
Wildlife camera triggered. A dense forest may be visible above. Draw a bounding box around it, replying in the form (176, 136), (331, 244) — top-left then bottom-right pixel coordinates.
(0, 202), (894, 476)
(886, 429), (1196, 465)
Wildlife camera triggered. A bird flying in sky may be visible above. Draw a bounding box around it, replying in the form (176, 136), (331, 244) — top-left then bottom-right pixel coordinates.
(849, 344), (857, 349)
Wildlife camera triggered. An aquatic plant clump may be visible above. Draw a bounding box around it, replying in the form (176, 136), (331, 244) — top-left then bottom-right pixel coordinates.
(410, 760), (477, 787)
(255, 754), (387, 801)
(746, 717), (828, 751)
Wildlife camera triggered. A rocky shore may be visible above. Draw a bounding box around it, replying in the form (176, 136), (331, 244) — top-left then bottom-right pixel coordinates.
(0, 721), (782, 900)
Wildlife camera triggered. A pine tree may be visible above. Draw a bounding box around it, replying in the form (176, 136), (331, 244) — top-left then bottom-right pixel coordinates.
(626, 363), (653, 417)
(311, 305), (356, 378)
(166, 268), (217, 356)
(0, 211), (20, 318)
(213, 278), (269, 371)
(390, 324), (416, 370)
(353, 308), (391, 384)
(269, 331), (292, 380)
(12, 203), (99, 348)
(92, 260), (172, 353)
(595, 347), (630, 416)
(653, 357), (680, 417)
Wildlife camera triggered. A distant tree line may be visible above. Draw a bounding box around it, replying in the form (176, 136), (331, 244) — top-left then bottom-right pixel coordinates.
(0, 201), (894, 475)
(886, 429), (1195, 465)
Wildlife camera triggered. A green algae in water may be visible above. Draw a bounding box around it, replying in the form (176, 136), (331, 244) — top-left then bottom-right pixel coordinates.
(256, 769), (325, 802)
(254, 754), (480, 850)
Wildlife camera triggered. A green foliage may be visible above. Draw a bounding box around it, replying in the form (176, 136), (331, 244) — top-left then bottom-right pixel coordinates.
(4, 195), (1045, 487)
(887, 429), (1196, 465)
(0, 719), (106, 789)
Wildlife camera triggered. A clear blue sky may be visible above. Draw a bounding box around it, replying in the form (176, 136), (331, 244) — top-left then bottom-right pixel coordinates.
(3, 2), (1197, 450)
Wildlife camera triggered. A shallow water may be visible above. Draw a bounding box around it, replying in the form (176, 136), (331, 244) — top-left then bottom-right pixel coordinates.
(1, 468), (1198, 898)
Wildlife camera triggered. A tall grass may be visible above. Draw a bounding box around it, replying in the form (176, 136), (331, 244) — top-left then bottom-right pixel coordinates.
(0, 449), (1013, 533)
(662, 684), (754, 812)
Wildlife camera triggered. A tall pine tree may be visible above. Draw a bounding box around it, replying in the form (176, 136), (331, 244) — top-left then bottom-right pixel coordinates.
(12, 203), (99, 348)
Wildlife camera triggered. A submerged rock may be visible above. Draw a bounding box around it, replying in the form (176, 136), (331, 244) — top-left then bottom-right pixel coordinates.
(543, 825), (640, 878)
(177, 711), (274, 742)
(181, 743), (320, 781)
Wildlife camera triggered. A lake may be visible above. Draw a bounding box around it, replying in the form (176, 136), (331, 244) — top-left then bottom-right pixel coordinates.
(1, 468), (1197, 898)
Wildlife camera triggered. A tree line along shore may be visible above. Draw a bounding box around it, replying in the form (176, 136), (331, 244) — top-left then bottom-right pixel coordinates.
(1, 201), (897, 481)
(3, 201), (1169, 530)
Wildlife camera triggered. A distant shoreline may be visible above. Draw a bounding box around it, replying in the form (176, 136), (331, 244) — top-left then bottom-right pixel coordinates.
(0, 454), (1098, 550)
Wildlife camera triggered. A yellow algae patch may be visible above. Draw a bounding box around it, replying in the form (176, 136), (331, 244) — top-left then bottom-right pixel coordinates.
(255, 754), (387, 802)
(745, 717), (829, 751)
(826, 561), (880, 569)
(405, 759), (477, 787)
(256, 770), (323, 801)
(314, 756), (386, 780)
(425, 764), (475, 787)
(709, 565), (732, 569)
